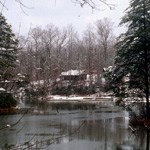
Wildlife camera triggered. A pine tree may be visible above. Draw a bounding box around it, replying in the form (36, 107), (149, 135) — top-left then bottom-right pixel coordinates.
(0, 13), (18, 82)
(106, 0), (150, 117)
(0, 13), (18, 108)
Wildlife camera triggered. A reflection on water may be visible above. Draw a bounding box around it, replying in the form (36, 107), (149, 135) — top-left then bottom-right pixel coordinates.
(0, 105), (149, 150)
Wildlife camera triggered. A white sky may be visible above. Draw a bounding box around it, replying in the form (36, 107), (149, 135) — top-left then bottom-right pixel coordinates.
(1, 0), (129, 36)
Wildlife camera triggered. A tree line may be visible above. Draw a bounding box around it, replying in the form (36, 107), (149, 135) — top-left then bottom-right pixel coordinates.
(0, 12), (116, 107)
(18, 18), (116, 87)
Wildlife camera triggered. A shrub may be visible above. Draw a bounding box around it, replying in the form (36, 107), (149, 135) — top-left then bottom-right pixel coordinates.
(0, 92), (17, 108)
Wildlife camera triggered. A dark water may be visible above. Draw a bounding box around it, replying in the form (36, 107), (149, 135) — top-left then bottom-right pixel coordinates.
(0, 104), (149, 150)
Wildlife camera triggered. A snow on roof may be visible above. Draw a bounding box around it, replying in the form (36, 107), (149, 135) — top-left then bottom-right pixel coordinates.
(61, 70), (85, 76)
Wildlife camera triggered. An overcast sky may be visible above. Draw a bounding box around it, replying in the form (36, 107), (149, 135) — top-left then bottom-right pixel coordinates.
(1, 0), (129, 36)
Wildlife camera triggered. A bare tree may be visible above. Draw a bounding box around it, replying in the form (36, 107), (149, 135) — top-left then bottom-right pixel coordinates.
(65, 25), (79, 71)
(39, 24), (60, 89)
(28, 27), (43, 83)
(18, 37), (34, 82)
(96, 18), (115, 68)
(54, 28), (67, 77)
(82, 24), (96, 74)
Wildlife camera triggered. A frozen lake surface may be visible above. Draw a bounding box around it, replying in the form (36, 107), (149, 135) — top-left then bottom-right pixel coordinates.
(0, 103), (149, 150)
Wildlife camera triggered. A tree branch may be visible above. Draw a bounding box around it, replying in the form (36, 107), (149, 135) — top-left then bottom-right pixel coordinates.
(0, 0), (115, 13)
(72, 0), (115, 10)
(0, 0), (8, 12)
(0, 0), (33, 14)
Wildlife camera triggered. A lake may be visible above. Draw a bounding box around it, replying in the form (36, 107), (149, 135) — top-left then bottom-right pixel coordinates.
(0, 103), (149, 150)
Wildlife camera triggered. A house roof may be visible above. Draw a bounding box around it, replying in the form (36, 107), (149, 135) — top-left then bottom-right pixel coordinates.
(61, 70), (85, 76)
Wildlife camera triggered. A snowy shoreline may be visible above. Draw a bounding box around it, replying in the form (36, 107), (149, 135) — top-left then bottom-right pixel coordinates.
(46, 94), (113, 104)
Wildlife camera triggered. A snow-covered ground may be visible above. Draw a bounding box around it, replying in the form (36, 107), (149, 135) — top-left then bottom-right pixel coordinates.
(47, 94), (113, 102)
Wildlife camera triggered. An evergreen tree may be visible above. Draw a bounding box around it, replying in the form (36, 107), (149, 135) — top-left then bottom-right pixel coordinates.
(0, 13), (18, 108)
(106, 0), (150, 117)
(0, 13), (18, 82)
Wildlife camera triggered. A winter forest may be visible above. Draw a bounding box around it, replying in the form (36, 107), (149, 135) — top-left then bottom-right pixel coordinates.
(1, 13), (116, 99)
(18, 19), (115, 85)
(0, 0), (150, 150)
